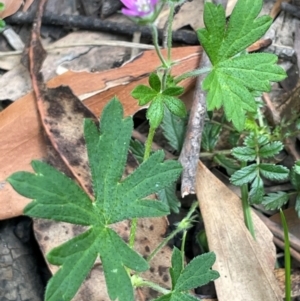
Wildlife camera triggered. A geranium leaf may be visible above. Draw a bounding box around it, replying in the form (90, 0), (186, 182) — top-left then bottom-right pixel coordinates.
(163, 95), (187, 118)
(149, 72), (161, 92)
(131, 84), (158, 105)
(7, 97), (183, 301)
(197, 0), (286, 131)
(147, 96), (164, 128)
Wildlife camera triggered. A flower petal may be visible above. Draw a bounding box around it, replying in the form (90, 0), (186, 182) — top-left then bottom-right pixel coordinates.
(121, 8), (139, 16)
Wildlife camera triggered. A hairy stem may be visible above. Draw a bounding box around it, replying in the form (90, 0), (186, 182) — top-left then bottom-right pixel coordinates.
(150, 23), (168, 68)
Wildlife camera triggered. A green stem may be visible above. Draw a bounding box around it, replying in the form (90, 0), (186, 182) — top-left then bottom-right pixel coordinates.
(280, 208), (291, 301)
(134, 277), (170, 295)
(150, 24), (168, 68)
(240, 161), (256, 239)
(181, 230), (187, 270)
(144, 126), (156, 161)
(147, 226), (185, 262)
(174, 67), (212, 84)
(200, 149), (232, 158)
(166, 2), (175, 62)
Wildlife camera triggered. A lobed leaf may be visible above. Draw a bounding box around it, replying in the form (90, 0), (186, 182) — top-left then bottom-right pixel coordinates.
(131, 85), (158, 105)
(249, 176), (264, 204)
(174, 252), (219, 291)
(147, 97), (164, 128)
(162, 95), (187, 118)
(8, 98), (183, 301)
(149, 73), (161, 92)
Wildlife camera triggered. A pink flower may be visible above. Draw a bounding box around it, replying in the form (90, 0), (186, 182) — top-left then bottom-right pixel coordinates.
(120, 0), (159, 17)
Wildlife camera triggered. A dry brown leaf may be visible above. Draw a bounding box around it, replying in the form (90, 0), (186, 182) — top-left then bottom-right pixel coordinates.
(196, 161), (283, 301)
(0, 0), (22, 18)
(274, 268), (300, 298)
(22, 0), (35, 12)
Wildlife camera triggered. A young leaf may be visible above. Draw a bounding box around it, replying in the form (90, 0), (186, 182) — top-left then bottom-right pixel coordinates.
(258, 141), (283, 158)
(162, 95), (187, 118)
(230, 164), (258, 186)
(162, 86), (184, 97)
(157, 183), (181, 213)
(149, 72), (161, 92)
(232, 146), (256, 161)
(153, 250), (219, 301)
(147, 96), (164, 128)
(160, 108), (187, 152)
(174, 252), (219, 291)
(259, 164), (289, 181)
(197, 0), (287, 130)
(262, 192), (289, 210)
(8, 98), (183, 301)
(131, 84), (158, 105)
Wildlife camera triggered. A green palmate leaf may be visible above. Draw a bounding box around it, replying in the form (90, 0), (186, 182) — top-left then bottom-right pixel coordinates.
(259, 163), (289, 181)
(197, 0), (286, 131)
(160, 108), (187, 152)
(174, 252), (219, 291)
(262, 192), (289, 210)
(201, 122), (222, 152)
(8, 98), (183, 301)
(258, 141), (283, 158)
(162, 95), (187, 118)
(213, 154), (240, 176)
(232, 146), (256, 161)
(131, 84), (158, 105)
(149, 72), (161, 92)
(153, 249), (219, 301)
(157, 183), (181, 213)
(147, 96), (164, 128)
(230, 164), (258, 186)
(198, 0), (272, 65)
